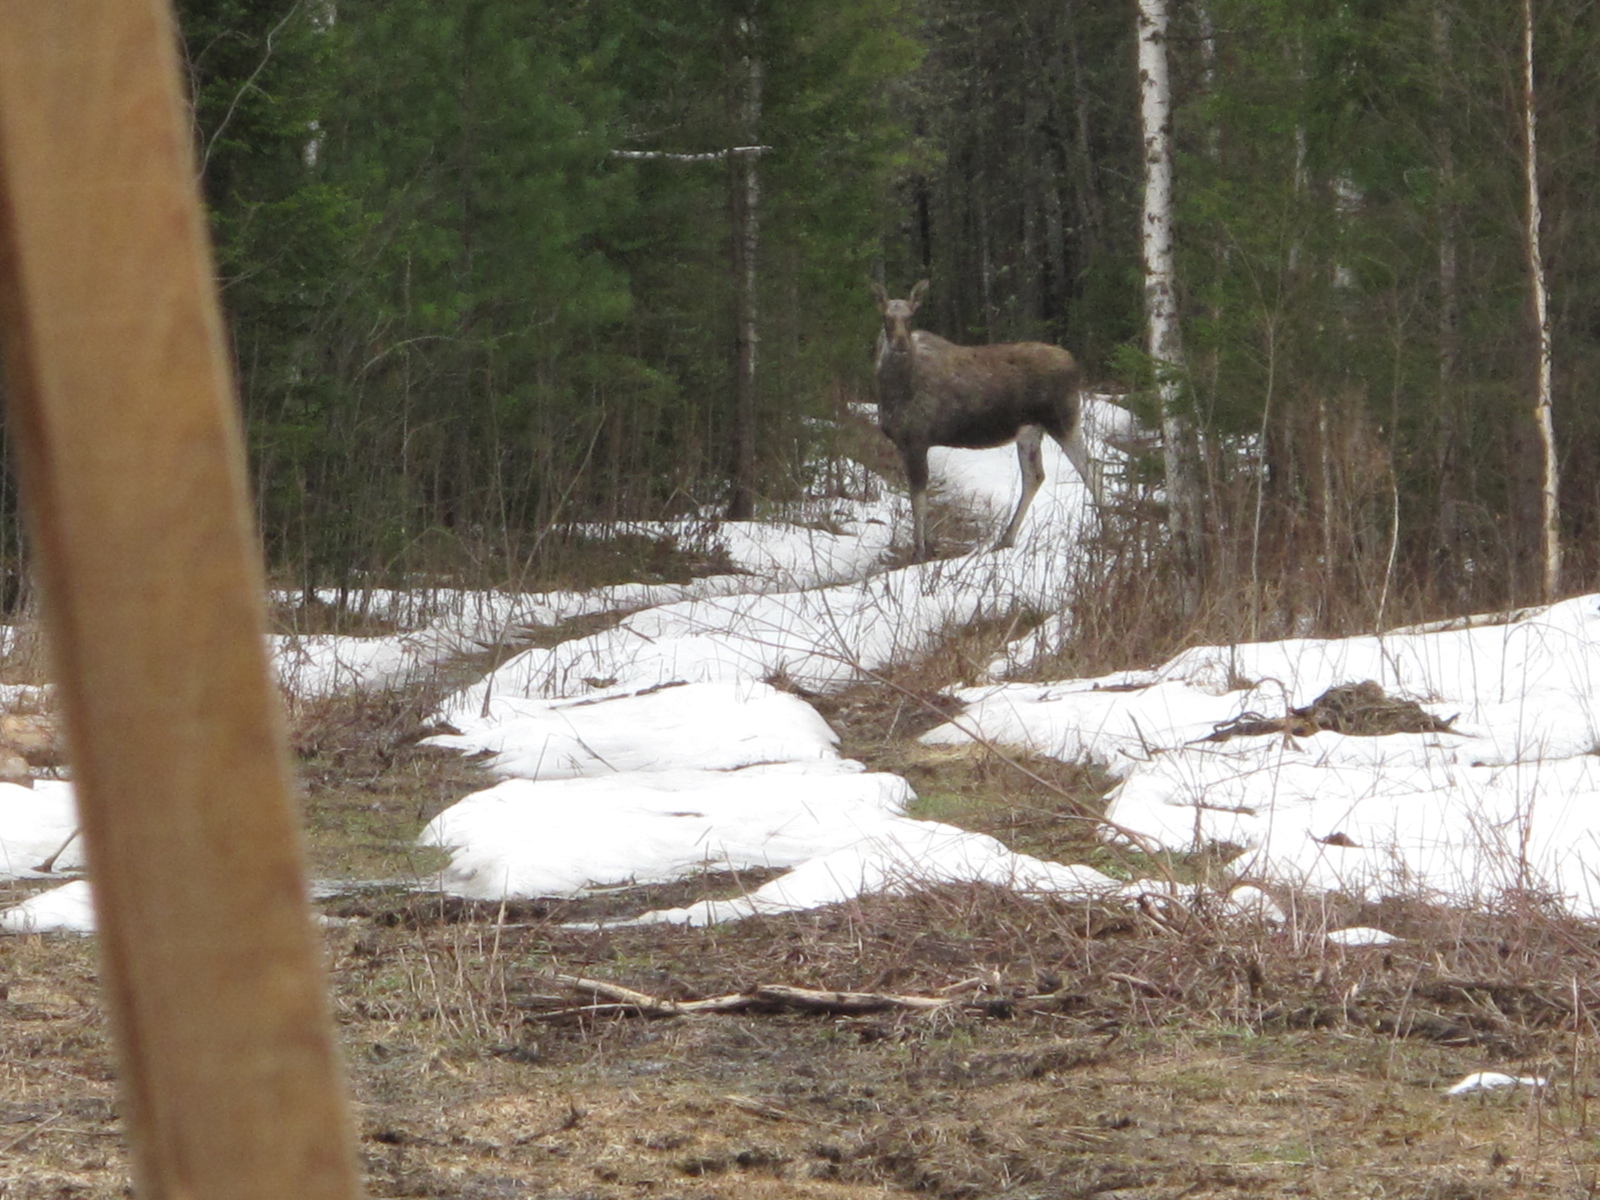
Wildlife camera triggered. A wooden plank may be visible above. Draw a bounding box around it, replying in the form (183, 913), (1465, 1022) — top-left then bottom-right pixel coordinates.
(0, 4), (363, 1198)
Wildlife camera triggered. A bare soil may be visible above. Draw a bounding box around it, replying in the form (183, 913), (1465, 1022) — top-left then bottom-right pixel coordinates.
(5, 667), (1600, 1198)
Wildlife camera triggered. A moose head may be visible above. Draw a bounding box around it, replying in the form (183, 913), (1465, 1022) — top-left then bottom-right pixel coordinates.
(870, 278), (928, 358)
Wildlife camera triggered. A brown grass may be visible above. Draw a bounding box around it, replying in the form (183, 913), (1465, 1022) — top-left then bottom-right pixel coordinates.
(9, 881), (1600, 1198)
(1015, 430), (1532, 684)
(285, 684), (489, 883)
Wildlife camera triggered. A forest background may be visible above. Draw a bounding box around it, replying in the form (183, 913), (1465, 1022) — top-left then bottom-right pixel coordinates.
(9, 0), (1597, 648)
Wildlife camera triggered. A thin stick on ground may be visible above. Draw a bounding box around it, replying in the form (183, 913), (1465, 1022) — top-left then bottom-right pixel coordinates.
(525, 972), (1098, 1022)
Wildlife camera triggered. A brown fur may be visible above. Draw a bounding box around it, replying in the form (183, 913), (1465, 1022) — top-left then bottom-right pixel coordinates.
(871, 280), (1102, 561)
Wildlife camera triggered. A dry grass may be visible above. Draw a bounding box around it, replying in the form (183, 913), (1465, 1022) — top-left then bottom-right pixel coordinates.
(9, 881), (1600, 1198)
(289, 693), (475, 883)
(1011, 437), (1534, 684)
(530, 527), (738, 592)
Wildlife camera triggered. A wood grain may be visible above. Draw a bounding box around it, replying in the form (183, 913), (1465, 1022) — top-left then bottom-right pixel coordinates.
(0, 3), (362, 1197)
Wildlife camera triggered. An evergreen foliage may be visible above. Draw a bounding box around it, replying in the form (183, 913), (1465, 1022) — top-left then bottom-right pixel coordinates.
(4, 0), (1594, 623)
(170, 0), (919, 588)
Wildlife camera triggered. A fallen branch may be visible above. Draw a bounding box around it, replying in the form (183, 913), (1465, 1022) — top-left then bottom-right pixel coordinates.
(751, 984), (950, 1014)
(538, 973), (755, 1017)
(1106, 971), (1172, 999)
(522, 973), (1044, 1022)
(610, 145), (771, 163)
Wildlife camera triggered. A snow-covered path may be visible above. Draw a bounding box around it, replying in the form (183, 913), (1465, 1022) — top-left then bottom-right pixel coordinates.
(416, 411), (1154, 924)
(10, 393), (1600, 931)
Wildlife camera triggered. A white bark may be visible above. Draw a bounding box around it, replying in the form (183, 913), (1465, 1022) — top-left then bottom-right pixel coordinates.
(1138, 0), (1200, 585)
(610, 146), (770, 163)
(1137, 0), (1177, 371)
(1522, 0), (1559, 598)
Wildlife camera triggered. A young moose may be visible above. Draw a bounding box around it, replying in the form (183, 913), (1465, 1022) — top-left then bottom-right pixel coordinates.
(871, 280), (1103, 561)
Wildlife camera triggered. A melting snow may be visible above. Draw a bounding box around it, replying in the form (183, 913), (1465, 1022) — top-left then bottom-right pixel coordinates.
(14, 400), (1600, 933)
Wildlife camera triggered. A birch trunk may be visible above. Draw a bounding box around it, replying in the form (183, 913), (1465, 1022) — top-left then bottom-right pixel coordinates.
(1137, 0), (1201, 598)
(1522, 0), (1560, 598)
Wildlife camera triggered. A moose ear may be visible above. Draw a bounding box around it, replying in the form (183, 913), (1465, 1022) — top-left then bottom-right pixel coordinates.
(869, 279), (889, 312)
(908, 279), (930, 309)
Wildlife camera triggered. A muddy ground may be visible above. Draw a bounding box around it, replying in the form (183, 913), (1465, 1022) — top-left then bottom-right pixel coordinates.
(4, 673), (1600, 1199)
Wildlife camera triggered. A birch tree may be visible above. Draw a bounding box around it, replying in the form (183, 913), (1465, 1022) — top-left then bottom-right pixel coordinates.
(1136, 0), (1201, 595)
(1521, 0), (1559, 598)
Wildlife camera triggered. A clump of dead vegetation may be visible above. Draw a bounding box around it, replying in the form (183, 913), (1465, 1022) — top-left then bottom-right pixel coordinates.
(1203, 679), (1458, 743)
(531, 526), (738, 590)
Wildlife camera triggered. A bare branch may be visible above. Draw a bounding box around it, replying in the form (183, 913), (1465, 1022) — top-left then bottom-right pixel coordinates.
(200, 1), (305, 177)
(609, 146), (771, 163)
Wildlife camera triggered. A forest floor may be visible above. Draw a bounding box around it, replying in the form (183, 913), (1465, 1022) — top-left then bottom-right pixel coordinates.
(5, 659), (1600, 1200)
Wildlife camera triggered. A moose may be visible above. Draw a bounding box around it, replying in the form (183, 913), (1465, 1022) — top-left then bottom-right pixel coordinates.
(870, 280), (1103, 562)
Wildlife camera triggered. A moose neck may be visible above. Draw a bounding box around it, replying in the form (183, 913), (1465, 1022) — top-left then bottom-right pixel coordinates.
(876, 335), (915, 411)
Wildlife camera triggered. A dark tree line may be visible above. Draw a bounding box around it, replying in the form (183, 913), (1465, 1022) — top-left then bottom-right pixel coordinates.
(141, 0), (921, 592)
(1, 0), (1595, 633)
(895, 0), (1600, 630)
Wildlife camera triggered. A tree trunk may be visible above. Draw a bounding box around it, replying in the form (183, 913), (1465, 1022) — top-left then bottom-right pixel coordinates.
(1196, 1), (1219, 161)
(1137, 0), (1202, 603)
(1065, 5), (1104, 248)
(726, 15), (762, 521)
(1521, 0), (1560, 598)
(1432, 1), (1462, 598)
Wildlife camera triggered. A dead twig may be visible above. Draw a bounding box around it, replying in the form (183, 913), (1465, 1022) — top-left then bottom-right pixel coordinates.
(32, 826), (78, 873)
(0, 1112), (63, 1155)
(751, 983), (950, 1014)
(1106, 972), (1172, 999)
(524, 973), (994, 1021)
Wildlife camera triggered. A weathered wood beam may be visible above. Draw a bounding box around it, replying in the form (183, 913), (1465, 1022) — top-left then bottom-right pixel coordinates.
(0, 3), (362, 1197)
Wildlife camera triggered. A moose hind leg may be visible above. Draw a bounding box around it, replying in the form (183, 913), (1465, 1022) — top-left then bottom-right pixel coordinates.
(1053, 418), (1105, 508)
(994, 427), (1045, 550)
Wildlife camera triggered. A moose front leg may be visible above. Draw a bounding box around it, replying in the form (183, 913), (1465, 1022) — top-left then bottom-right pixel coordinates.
(902, 444), (933, 562)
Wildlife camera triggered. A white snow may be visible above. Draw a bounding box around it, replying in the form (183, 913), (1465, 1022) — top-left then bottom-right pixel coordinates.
(420, 764), (915, 899)
(424, 681), (843, 780)
(1326, 926), (1399, 947)
(926, 595), (1600, 916)
(0, 878), (94, 934)
(0, 782), (82, 879)
(16, 398), (1600, 934)
(1445, 1071), (1546, 1096)
(417, 427), (1120, 914)
(616, 824), (1132, 927)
